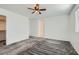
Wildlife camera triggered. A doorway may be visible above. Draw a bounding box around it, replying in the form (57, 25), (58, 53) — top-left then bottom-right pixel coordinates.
(37, 19), (45, 37)
(0, 15), (6, 47)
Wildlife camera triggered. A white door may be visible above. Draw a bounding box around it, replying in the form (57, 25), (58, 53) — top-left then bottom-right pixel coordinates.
(37, 19), (45, 37)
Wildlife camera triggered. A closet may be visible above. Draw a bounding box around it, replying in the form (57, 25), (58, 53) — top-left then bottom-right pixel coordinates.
(0, 15), (6, 47)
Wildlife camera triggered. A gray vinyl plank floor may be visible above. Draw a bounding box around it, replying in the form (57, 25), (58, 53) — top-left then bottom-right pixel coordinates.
(0, 37), (78, 55)
(18, 39), (78, 55)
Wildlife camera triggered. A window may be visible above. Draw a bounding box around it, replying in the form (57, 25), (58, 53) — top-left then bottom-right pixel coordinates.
(75, 8), (79, 32)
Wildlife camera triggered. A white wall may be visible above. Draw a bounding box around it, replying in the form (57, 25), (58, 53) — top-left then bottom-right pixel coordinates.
(30, 18), (38, 36)
(45, 15), (69, 41)
(69, 5), (79, 54)
(30, 15), (69, 41)
(0, 8), (29, 45)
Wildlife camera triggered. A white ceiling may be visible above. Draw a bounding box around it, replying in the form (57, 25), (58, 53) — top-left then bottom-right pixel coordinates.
(0, 4), (74, 19)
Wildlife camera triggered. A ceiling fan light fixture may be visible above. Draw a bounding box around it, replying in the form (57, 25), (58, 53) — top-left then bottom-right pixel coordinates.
(28, 4), (46, 14)
(35, 11), (40, 14)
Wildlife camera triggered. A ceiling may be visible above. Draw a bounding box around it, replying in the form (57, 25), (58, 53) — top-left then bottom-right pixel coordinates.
(0, 4), (74, 19)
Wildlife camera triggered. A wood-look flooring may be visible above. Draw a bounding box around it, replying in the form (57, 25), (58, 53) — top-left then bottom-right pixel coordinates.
(18, 39), (78, 55)
(0, 37), (78, 55)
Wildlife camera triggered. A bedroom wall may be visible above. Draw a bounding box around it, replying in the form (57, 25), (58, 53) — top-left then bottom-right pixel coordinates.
(30, 15), (69, 41)
(69, 5), (79, 54)
(0, 8), (29, 45)
(29, 18), (38, 37)
(44, 15), (69, 41)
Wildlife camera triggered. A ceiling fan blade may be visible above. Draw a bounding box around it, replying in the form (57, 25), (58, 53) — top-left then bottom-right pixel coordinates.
(28, 8), (34, 10)
(39, 12), (41, 14)
(32, 11), (35, 14)
(32, 11), (41, 14)
(39, 9), (46, 11)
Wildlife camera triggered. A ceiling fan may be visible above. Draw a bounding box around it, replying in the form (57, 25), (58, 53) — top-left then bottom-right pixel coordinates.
(28, 4), (46, 14)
